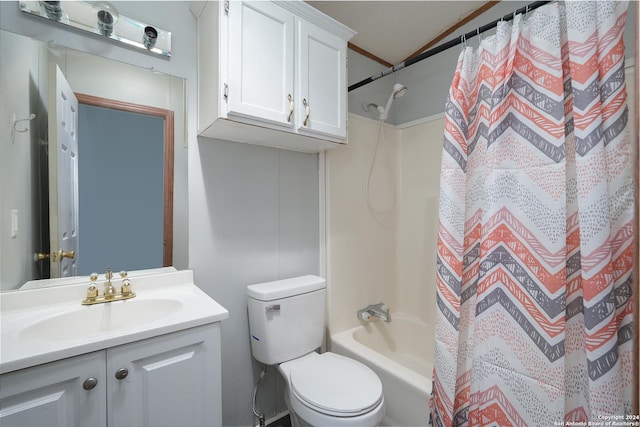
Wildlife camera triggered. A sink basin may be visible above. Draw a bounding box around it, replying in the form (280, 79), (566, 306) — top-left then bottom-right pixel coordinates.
(19, 298), (183, 342)
(1, 269), (229, 374)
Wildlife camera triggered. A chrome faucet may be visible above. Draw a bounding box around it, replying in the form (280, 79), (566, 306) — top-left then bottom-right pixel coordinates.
(357, 303), (391, 322)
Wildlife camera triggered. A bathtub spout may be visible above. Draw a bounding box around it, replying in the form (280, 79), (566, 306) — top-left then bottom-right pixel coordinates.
(358, 303), (391, 322)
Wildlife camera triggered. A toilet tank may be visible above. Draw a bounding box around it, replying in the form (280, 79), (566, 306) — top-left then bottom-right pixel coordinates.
(247, 275), (326, 365)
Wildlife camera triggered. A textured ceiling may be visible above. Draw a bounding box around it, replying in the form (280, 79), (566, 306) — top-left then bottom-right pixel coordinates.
(308, 1), (488, 65)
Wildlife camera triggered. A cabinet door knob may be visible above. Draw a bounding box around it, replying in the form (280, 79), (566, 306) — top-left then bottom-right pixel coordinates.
(303, 99), (311, 126)
(287, 94), (294, 123)
(115, 368), (129, 380)
(83, 377), (98, 390)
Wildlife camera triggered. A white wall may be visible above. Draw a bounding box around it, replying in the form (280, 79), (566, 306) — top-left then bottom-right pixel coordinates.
(0, 31), (42, 289)
(192, 140), (319, 425)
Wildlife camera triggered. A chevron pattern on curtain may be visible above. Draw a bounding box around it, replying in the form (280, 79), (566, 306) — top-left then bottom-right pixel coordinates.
(431, 1), (634, 425)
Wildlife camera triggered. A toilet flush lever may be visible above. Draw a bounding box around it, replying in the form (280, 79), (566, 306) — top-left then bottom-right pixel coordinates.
(265, 304), (280, 313)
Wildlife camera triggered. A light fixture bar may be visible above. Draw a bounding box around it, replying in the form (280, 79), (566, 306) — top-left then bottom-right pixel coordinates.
(19, 1), (171, 58)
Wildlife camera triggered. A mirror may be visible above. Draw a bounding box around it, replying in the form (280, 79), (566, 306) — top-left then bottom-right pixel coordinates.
(0, 29), (188, 291)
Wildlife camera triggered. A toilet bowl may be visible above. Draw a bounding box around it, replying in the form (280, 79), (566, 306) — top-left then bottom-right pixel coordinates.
(246, 275), (385, 427)
(279, 352), (384, 427)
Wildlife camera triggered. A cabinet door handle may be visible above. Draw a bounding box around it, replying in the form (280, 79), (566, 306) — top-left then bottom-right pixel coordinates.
(115, 368), (129, 380)
(287, 94), (294, 123)
(303, 99), (311, 126)
(83, 377), (98, 390)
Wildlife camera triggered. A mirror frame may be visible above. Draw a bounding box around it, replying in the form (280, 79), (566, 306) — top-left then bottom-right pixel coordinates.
(75, 93), (175, 267)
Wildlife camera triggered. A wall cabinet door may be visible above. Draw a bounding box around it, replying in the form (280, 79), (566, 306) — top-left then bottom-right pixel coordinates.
(296, 19), (347, 140)
(0, 352), (106, 427)
(227, 1), (294, 128)
(107, 324), (222, 427)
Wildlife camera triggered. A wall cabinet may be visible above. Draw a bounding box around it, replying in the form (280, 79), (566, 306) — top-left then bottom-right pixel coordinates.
(0, 324), (222, 427)
(195, 0), (355, 153)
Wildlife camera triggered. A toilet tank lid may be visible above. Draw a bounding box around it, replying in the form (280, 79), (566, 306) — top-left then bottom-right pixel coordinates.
(247, 275), (326, 301)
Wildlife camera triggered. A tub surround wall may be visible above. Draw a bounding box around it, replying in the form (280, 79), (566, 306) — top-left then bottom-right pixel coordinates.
(326, 114), (398, 335)
(395, 117), (444, 325)
(326, 113), (443, 336)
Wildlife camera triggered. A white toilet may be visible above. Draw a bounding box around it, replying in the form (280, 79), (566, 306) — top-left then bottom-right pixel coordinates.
(247, 275), (384, 427)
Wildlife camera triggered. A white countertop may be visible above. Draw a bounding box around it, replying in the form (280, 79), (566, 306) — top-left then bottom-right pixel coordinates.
(0, 270), (228, 374)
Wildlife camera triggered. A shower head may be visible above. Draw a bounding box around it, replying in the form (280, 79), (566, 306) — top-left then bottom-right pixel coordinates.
(392, 83), (408, 99)
(380, 83), (408, 121)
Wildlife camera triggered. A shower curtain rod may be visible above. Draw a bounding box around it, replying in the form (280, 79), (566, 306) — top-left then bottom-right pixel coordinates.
(348, 0), (552, 92)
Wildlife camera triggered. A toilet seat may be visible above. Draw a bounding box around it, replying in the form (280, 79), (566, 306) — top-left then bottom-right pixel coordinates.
(288, 352), (383, 417)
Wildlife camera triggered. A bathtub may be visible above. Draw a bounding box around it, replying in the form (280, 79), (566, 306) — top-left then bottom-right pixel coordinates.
(330, 314), (433, 427)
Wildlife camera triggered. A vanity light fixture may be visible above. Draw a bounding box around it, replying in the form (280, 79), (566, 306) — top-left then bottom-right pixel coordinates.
(42, 1), (62, 21)
(19, 1), (172, 57)
(95, 1), (119, 37)
(143, 26), (158, 50)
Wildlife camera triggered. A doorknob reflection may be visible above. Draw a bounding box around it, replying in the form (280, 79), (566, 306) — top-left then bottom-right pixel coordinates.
(34, 250), (75, 262)
(59, 250), (75, 259)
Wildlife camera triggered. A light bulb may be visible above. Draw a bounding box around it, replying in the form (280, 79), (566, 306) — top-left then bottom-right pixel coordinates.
(43, 1), (62, 21)
(95, 1), (119, 37)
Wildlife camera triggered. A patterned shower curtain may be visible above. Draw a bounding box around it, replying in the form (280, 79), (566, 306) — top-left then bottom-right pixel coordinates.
(431, 1), (634, 426)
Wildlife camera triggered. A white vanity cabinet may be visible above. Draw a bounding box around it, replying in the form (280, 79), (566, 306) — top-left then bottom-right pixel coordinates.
(195, 0), (355, 153)
(0, 324), (222, 427)
(107, 324), (221, 427)
(0, 352), (107, 427)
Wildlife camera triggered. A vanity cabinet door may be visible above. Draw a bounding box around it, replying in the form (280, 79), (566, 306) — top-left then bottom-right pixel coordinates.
(0, 352), (106, 427)
(106, 324), (222, 427)
(296, 18), (348, 140)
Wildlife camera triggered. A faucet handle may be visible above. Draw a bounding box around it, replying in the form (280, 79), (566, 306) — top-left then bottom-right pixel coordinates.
(86, 285), (99, 302)
(120, 271), (132, 296)
(358, 310), (372, 321)
(105, 266), (112, 281)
